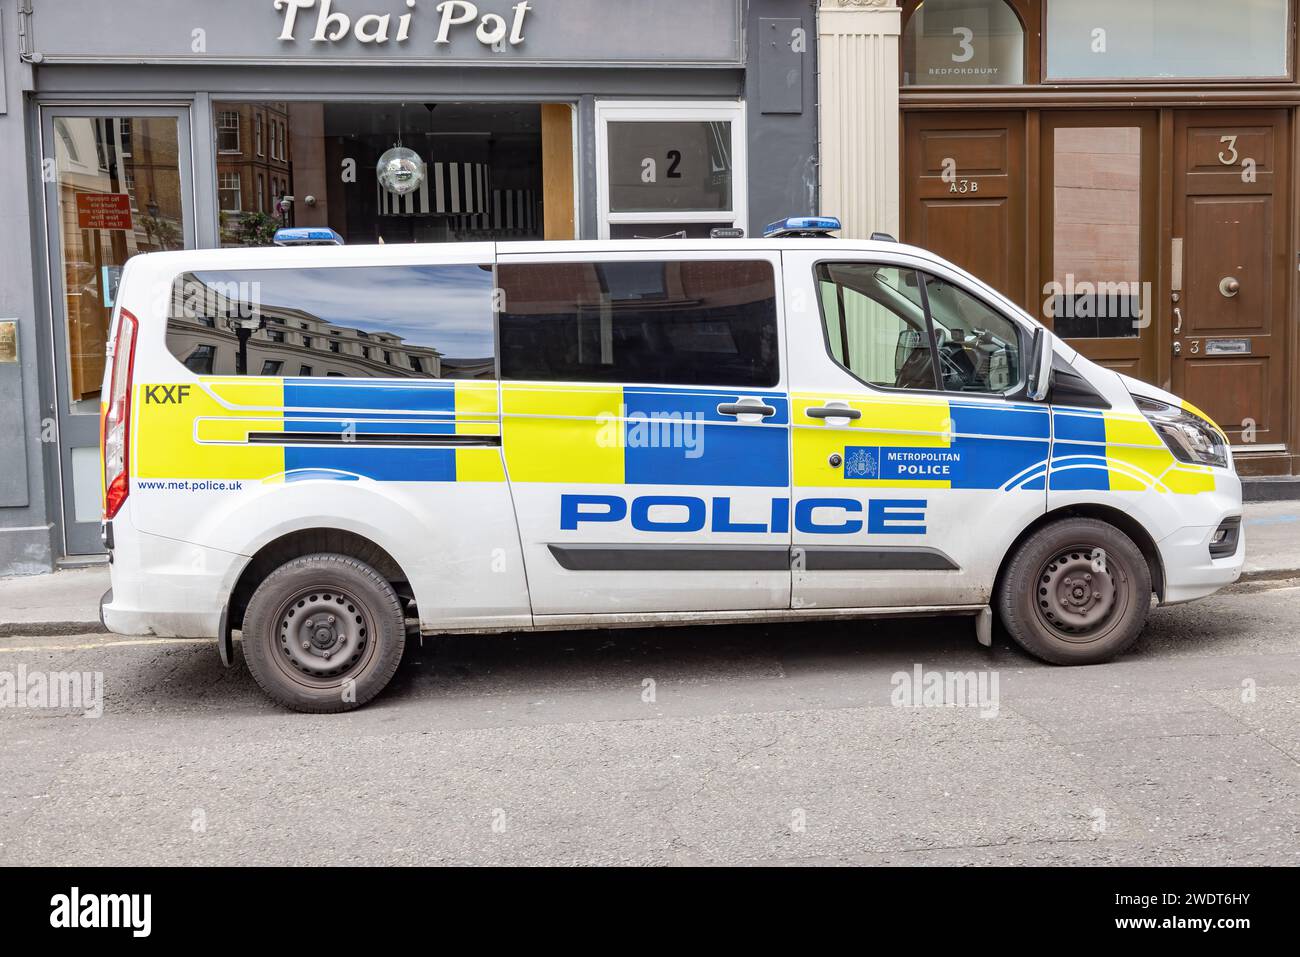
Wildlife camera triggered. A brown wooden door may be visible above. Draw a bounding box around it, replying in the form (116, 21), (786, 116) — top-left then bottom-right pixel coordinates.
(903, 112), (1026, 305)
(1172, 110), (1290, 453)
(1039, 111), (1160, 381)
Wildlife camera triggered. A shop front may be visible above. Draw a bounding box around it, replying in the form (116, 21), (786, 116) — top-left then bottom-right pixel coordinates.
(897, 0), (1300, 477)
(0, 0), (817, 571)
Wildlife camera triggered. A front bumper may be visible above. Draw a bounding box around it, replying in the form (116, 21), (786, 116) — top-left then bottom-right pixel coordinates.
(1157, 517), (1245, 605)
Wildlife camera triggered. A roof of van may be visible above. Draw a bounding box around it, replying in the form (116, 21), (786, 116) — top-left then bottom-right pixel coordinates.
(122, 237), (949, 271)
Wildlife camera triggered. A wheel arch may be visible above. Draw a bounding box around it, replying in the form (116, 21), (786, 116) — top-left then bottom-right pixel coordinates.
(994, 504), (1166, 605)
(225, 528), (414, 641)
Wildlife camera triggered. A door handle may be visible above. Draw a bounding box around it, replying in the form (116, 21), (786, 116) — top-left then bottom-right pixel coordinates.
(717, 402), (777, 418)
(806, 406), (863, 421)
(1173, 307), (1183, 335)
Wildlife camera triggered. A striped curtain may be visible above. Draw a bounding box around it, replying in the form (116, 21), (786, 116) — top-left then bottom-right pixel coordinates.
(376, 161), (490, 217)
(451, 188), (538, 236)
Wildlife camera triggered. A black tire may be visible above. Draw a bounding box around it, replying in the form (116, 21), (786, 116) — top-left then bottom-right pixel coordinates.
(997, 518), (1152, 666)
(241, 553), (406, 713)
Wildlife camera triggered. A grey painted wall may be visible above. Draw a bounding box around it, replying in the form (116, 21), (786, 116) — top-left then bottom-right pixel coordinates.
(744, 0), (819, 232)
(0, 0), (57, 575)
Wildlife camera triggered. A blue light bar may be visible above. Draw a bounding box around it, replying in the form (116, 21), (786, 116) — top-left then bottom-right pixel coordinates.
(273, 227), (345, 246)
(762, 216), (842, 238)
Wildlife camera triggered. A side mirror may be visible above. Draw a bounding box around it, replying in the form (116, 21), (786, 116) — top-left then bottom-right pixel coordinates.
(1026, 326), (1054, 401)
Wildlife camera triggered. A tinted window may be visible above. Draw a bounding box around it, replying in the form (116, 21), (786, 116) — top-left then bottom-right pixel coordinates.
(167, 264), (495, 379)
(498, 260), (779, 387)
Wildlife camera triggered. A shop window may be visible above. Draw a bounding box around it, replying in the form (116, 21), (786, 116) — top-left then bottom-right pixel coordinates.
(212, 101), (552, 247)
(903, 0), (1026, 86)
(498, 259), (778, 388)
(51, 114), (186, 411)
(597, 102), (746, 239)
(1046, 0), (1289, 80)
(216, 111), (241, 153)
(168, 263), (495, 379)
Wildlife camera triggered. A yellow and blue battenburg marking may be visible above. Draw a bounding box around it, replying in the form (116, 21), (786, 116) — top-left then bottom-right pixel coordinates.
(134, 378), (503, 484)
(501, 384), (790, 487)
(792, 394), (1052, 491)
(1049, 408), (1214, 494)
(132, 377), (1215, 495)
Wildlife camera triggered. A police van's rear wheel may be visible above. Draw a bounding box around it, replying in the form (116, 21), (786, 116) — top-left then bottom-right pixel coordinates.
(997, 518), (1152, 665)
(241, 553), (406, 713)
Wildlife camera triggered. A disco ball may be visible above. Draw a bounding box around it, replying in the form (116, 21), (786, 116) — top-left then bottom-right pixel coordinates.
(376, 146), (426, 196)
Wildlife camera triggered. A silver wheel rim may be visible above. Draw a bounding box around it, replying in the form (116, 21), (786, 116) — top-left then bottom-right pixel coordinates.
(1033, 545), (1128, 643)
(271, 586), (374, 687)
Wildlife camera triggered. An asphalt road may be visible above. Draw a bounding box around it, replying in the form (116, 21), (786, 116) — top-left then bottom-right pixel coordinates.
(2, 579), (1298, 866)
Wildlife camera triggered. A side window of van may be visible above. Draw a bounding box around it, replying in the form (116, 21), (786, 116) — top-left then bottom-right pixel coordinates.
(920, 274), (1023, 394)
(497, 259), (779, 388)
(816, 263), (938, 390)
(167, 264), (496, 379)
(816, 262), (1023, 395)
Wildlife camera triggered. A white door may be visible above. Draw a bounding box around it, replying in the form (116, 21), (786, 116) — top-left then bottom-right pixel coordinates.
(782, 248), (1050, 611)
(497, 248), (790, 618)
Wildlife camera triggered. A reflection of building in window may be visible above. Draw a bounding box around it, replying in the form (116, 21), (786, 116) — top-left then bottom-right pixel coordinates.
(54, 115), (184, 405)
(214, 102), (292, 243)
(217, 111), (241, 152)
(168, 273), (456, 380)
(218, 171), (242, 211)
(183, 344), (216, 375)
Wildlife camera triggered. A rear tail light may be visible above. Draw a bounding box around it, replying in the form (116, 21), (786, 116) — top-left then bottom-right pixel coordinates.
(102, 308), (138, 520)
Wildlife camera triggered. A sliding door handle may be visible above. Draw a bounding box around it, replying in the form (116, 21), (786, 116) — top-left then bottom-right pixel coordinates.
(806, 406), (862, 421)
(717, 402), (777, 418)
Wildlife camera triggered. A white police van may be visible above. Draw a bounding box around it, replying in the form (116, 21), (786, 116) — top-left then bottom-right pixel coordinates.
(99, 218), (1244, 712)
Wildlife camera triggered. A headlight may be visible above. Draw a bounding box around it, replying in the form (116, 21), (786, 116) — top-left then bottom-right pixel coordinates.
(1135, 397), (1230, 469)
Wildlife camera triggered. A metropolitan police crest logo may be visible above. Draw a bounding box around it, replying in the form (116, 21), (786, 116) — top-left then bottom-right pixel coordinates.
(844, 446), (878, 480)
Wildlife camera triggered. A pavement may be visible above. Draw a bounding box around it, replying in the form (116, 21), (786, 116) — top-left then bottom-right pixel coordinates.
(2, 500), (1297, 636)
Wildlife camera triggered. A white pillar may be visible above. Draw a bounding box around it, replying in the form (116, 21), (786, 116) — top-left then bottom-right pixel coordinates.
(817, 0), (902, 240)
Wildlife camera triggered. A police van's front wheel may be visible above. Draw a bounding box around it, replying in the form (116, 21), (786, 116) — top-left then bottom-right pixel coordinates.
(241, 553), (406, 713)
(997, 518), (1152, 666)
